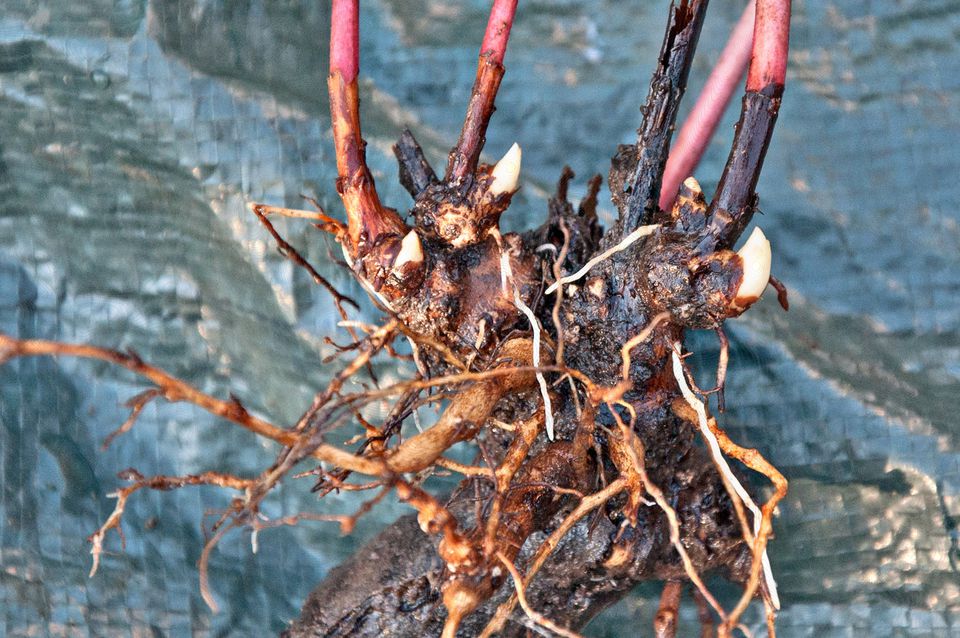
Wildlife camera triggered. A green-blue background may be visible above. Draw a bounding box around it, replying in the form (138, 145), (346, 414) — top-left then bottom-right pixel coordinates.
(1, 1), (958, 635)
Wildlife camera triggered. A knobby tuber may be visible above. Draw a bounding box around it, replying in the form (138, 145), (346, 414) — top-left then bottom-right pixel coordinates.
(0, 0), (796, 636)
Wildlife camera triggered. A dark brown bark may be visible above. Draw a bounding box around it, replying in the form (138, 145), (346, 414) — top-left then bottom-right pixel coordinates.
(618, 0), (710, 235)
(700, 85), (783, 252)
(394, 129), (438, 199)
(283, 432), (752, 637)
(446, 57), (506, 184)
(282, 169), (758, 637)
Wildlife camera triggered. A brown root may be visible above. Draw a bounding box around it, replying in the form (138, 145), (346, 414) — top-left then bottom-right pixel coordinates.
(497, 551), (584, 638)
(386, 339), (535, 473)
(654, 581), (683, 638)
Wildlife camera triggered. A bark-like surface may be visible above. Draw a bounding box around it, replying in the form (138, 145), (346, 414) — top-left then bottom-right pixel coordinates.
(620, 0), (709, 235)
(282, 162), (762, 635)
(281, 2), (791, 634)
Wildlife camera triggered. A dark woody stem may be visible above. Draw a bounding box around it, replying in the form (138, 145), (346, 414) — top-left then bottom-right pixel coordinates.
(394, 129), (438, 198)
(701, 0), (791, 252)
(659, 0), (755, 212)
(445, 0), (519, 183)
(621, 0), (710, 236)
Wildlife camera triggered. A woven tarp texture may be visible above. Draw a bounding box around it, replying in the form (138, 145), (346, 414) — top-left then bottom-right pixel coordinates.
(1, 1), (958, 636)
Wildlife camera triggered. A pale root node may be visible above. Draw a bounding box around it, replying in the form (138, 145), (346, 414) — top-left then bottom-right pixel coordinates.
(682, 176), (702, 193)
(393, 230), (424, 270)
(733, 227), (771, 309)
(489, 143), (522, 196)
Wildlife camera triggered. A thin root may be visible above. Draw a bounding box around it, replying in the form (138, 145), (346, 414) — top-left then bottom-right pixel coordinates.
(496, 551), (585, 638)
(545, 224), (659, 295)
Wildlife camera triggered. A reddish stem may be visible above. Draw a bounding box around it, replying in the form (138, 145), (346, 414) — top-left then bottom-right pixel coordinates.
(659, 1), (755, 212)
(328, 0), (405, 254)
(446, 0), (519, 182)
(701, 0), (792, 251)
(481, 0), (519, 64)
(747, 0), (791, 91)
(329, 0), (359, 82)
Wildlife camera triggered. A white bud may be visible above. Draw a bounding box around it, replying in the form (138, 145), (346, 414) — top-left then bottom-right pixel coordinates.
(734, 227), (771, 308)
(393, 230), (423, 270)
(682, 176), (702, 194)
(489, 143), (522, 196)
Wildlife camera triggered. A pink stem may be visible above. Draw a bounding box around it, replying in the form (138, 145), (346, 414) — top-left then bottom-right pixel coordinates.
(445, 0), (519, 181)
(481, 0), (519, 64)
(327, 0), (405, 253)
(701, 0), (792, 250)
(747, 0), (791, 91)
(659, 1), (755, 211)
(330, 0), (359, 82)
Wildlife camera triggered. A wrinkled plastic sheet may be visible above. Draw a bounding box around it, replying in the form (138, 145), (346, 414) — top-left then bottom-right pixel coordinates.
(0, 1), (958, 636)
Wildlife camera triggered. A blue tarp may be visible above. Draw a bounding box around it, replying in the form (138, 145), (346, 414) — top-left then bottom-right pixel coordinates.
(0, 1), (958, 635)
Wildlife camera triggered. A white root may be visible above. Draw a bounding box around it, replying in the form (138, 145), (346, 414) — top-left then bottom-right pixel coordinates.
(513, 290), (555, 440)
(491, 228), (556, 440)
(671, 345), (781, 609)
(545, 224), (660, 295)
